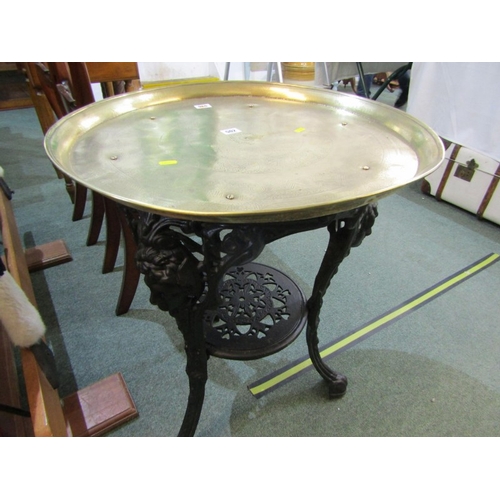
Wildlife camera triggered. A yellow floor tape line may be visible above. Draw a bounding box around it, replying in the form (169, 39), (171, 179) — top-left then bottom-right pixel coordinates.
(248, 253), (500, 398)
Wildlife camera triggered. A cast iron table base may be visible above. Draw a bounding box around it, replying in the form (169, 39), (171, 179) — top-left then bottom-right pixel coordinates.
(127, 203), (378, 436)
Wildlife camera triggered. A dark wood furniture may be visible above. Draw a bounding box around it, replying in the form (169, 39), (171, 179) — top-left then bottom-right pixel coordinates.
(27, 62), (141, 316)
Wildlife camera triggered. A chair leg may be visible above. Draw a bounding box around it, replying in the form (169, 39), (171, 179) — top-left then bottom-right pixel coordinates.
(72, 182), (87, 221)
(62, 174), (75, 203)
(86, 192), (105, 246)
(115, 207), (140, 316)
(52, 162), (75, 203)
(102, 198), (121, 274)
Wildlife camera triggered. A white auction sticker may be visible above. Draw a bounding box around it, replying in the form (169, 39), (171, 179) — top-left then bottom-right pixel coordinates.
(194, 104), (212, 109)
(220, 128), (241, 135)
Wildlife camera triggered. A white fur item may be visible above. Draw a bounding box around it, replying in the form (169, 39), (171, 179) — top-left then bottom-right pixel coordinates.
(0, 268), (46, 347)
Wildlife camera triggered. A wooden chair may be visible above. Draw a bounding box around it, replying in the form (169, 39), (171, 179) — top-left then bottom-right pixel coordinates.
(19, 63), (75, 203)
(34, 62), (141, 316)
(34, 62), (102, 235)
(85, 62), (141, 96)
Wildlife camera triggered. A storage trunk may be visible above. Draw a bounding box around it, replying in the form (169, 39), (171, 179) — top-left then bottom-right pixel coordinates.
(422, 142), (500, 225)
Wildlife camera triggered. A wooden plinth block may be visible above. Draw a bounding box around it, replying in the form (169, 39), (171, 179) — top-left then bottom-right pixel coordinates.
(25, 239), (72, 272)
(63, 373), (138, 437)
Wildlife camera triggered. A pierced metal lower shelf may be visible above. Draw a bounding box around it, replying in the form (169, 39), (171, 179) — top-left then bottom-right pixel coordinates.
(204, 263), (307, 360)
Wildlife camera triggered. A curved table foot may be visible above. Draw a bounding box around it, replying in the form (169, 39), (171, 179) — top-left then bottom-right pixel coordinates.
(306, 204), (378, 399)
(306, 327), (348, 398)
(327, 375), (348, 399)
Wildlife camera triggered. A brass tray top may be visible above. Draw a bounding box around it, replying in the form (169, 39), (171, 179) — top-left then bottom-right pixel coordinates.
(45, 81), (444, 223)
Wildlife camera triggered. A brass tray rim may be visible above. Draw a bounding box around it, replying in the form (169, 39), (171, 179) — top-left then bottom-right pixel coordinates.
(44, 80), (445, 223)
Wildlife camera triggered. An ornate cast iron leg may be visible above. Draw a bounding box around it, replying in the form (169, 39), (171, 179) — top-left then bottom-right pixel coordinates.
(133, 213), (268, 436)
(306, 204), (378, 398)
(133, 214), (206, 436)
(177, 310), (209, 437)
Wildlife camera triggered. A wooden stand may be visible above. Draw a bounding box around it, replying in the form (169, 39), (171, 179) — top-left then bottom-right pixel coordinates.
(63, 373), (137, 437)
(24, 239), (73, 272)
(0, 183), (138, 437)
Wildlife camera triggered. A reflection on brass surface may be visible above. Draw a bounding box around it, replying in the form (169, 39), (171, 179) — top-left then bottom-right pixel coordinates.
(44, 81), (444, 223)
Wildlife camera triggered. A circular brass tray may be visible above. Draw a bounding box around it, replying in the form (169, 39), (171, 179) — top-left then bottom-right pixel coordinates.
(45, 81), (444, 223)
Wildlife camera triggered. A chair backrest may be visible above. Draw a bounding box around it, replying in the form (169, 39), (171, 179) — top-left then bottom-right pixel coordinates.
(35, 62), (95, 118)
(34, 62), (69, 119)
(65, 62), (95, 108)
(35, 62), (141, 120)
(85, 62), (140, 96)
